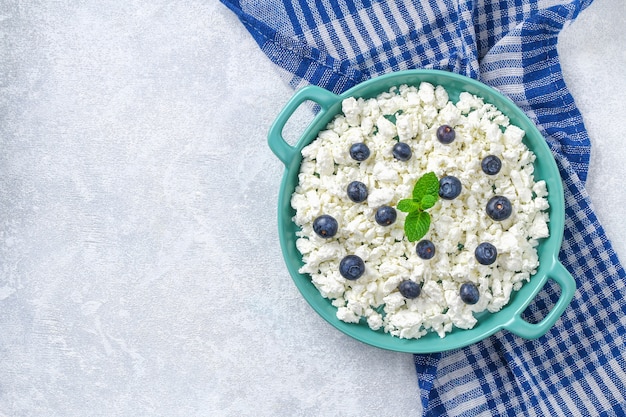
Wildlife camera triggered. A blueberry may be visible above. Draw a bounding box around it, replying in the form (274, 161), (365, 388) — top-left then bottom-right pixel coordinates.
(436, 125), (456, 144)
(392, 142), (412, 161)
(312, 214), (338, 238)
(416, 239), (436, 260)
(346, 181), (368, 203)
(486, 195), (512, 221)
(438, 175), (462, 200)
(375, 205), (397, 226)
(399, 280), (421, 299)
(459, 282), (480, 305)
(475, 242), (497, 265)
(339, 255), (365, 280)
(349, 142), (370, 161)
(481, 155), (502, 175)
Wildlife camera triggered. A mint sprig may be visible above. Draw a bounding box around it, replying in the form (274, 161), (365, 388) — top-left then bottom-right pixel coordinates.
(397, 172), (439, 242)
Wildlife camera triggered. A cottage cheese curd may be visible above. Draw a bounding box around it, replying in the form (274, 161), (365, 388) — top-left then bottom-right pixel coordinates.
(291, 82), (550, 339)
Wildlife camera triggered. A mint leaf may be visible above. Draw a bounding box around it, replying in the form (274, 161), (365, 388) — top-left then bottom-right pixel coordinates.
(420, 194), (437, 210)
(398, 172), (439, 242)
(413, 172), (439, 201)
(404, 211), (431, 242)
(397, 199), (421, 213)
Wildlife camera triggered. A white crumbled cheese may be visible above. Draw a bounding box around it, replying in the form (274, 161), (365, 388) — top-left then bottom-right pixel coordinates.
(367, 187), (395, 207)
(291, 82), (550, 339)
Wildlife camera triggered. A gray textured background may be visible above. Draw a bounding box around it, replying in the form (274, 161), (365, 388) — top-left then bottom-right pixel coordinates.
(1, 1), (625, 416)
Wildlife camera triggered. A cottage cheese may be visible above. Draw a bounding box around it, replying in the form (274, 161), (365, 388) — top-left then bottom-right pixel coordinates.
(291, 82), (550, 339)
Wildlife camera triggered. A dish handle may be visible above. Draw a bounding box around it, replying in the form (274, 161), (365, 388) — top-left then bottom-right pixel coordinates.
(268, 85), (340, 166)
(504, 260), (576, 340)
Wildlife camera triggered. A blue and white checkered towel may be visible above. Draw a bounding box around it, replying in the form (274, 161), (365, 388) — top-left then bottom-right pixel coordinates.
(221, 0), (626, 414)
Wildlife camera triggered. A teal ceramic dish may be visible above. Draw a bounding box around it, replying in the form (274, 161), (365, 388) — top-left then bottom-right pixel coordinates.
(268, 69), (575, 353)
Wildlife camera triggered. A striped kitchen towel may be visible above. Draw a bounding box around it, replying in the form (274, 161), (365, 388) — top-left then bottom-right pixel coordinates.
(220, 0), (626, 414)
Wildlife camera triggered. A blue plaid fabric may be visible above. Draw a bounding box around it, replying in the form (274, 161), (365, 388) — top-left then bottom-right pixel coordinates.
(221, 0), (626, 414)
